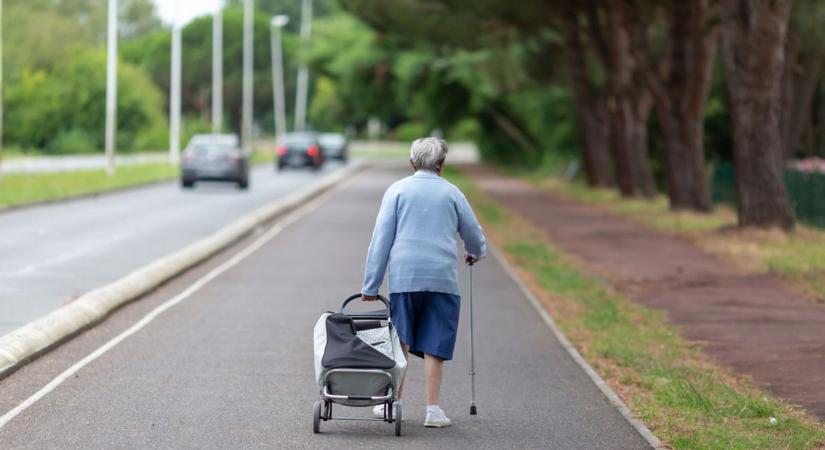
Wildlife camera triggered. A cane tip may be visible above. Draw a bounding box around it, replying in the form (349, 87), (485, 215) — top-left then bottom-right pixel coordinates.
(470, 405), (477, 415)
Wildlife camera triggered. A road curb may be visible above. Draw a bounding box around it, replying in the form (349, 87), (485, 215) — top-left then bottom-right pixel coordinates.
(0, 162), (367, 379)
(489, 246), (665, 449)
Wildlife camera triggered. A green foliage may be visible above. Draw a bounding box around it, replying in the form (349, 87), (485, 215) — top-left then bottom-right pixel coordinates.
(122, 7), (293, 135)
(309, 77), (348, 132)
(5, 49), (167, 153)
(393, 121), (429, 142)
(309, 14), (399, 128)
(50, 129), (98, 154)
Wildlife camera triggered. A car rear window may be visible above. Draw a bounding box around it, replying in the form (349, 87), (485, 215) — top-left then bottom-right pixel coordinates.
(319, 135), (345, 146)
(190, 144), (235, 156)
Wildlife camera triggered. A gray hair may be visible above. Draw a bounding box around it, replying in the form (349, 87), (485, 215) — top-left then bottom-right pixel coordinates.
(410, 137), (448, 172)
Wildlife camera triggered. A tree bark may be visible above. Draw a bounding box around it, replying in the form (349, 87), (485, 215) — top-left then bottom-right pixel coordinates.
(624, 0), (716, 212)
(781, 30), (825, 158)
(560, 5), (616, 187)
(603, 0), (656, 197)
(721, 0), (795, 230)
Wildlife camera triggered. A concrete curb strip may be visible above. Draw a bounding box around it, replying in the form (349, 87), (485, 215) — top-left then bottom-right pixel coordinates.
(489, 246), (665, 449)
(0, 162), (367, 378)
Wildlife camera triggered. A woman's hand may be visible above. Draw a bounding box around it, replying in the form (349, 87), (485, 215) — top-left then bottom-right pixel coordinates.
(362, 294), (378, 301)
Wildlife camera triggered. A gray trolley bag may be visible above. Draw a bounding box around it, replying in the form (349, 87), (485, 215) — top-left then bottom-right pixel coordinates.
(312, 294), (407, 436)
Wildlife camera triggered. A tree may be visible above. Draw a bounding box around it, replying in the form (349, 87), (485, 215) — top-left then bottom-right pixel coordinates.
(123, 7), (297, 134)
(720, 0), (795, 229)
(592, 0), (656, 197)
(558, 4), (615, 187)
(5, 49), (166, 152)
(624, 0), (719, 211)
(781, 1), (825, 158)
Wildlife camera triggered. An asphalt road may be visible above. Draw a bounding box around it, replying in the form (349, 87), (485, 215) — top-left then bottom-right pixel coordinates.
(0, 162), (344, 335)
(0, 161), (649, 449)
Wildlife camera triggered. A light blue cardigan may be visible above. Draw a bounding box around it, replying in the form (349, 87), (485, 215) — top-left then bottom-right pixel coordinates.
(362, 170), (487, 296)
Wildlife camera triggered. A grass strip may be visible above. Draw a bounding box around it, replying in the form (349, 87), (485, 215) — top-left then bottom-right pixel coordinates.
(446, 166), (825, 450)
(0, 163), (177, 208)
(522, 175), (825, 303)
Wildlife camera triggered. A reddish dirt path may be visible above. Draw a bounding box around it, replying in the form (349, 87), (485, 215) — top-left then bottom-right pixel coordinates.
(462, 165), (825, 419)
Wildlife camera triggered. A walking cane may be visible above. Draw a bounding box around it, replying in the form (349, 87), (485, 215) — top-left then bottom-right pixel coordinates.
(468, 261), (478, 415)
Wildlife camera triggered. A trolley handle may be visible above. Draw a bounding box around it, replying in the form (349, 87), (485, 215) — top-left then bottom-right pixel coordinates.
(340, 293), (390, 320)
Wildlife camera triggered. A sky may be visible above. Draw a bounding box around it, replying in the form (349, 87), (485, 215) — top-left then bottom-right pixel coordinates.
(153, 0), (224, 26)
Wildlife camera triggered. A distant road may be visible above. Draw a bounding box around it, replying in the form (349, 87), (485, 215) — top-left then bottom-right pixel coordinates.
(1, 140), (478, 174)
(0, 162), (344, 336)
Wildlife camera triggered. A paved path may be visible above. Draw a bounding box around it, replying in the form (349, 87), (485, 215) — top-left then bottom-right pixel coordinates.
(0, 161), (648, 449)
(463, 165), (825, 420)
(0, 162), (344, 336)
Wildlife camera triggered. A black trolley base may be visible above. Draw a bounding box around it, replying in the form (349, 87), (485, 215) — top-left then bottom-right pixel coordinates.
(313, 395), (402, 436)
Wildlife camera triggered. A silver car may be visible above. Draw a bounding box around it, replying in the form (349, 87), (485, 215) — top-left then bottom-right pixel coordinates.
(181, 134), (249, 189)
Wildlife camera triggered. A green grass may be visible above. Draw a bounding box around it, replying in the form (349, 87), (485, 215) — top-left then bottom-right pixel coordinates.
(250, 148), (275, 166)
(445, 166), (825, 449)
(2, 148), (29, 160)
(0, 163), (177, 208)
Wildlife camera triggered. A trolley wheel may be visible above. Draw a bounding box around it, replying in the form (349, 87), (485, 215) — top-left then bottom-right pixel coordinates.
(313, 400), (321, 434)
(393, 401), (402, 436)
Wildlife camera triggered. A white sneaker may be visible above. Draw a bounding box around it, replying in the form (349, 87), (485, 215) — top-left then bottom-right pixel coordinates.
(373, 403), (404, 421)
(424, 407), (452, 428)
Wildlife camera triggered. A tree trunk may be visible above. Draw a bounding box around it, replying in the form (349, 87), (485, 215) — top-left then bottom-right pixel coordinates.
(781, 31), (825, 159)
(624, 0), (716, 211)
(560, 7), (616, 187)
(629, 90), (657, 197)
(780, 30), (800, 158)
(721, 0), (795, 230)
(579, 98), (615, 187)
(604, 0), (656, 197)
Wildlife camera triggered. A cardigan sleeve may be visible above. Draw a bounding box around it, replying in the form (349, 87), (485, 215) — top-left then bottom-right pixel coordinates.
(361, 187), (398, 295)
(456, 193), (487, 260)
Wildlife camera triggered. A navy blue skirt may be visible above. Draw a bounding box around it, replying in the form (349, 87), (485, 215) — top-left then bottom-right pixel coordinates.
(390, 291), (460, 361)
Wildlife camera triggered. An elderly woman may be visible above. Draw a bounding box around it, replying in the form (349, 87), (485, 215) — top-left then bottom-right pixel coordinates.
(361, 137), (486, 428)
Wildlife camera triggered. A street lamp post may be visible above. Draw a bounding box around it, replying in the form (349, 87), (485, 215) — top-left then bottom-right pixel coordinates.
(294, 0), (312, 132)
(104, 0), (118, 176)
(270, 15), (289, 140)
(169, 18), (182, 166)
(212, 7), (223, 133)
(241, 0), (254, 152)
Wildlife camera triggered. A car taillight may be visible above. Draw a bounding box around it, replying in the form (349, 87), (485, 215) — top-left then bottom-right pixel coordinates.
(276, 145), (288, 156)
(307, 145), (320, 157)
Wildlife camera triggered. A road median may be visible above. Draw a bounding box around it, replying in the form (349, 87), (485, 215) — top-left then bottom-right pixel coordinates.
(0, 162), (367, 379)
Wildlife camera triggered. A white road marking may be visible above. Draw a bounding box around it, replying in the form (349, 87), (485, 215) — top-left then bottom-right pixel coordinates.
(0, 180), (347, 430)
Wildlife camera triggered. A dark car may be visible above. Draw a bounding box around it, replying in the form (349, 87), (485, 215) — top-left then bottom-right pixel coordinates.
(318, 133), (348, 162)
(276, 133), (325, 170)
(181, 134), (249, 189)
